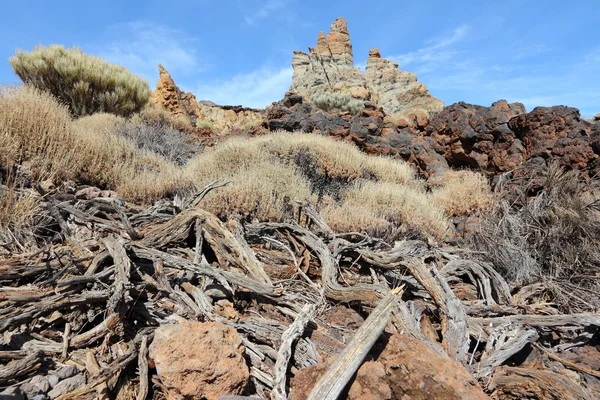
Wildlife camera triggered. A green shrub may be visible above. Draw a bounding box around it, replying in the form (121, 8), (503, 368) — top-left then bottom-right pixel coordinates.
(310, 91), (365, 114)
(10, 45), (150, 117)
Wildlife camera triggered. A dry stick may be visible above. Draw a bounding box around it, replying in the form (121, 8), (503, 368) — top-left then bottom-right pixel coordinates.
(307, 287), (403, 400)
(533, 343), (600, 379)
(188, 179), (231, 209)
(137, 335), (149, 400)
(85, 351), (110, 400)
(473, 324), (539, 378)
(102, 236), (132, 318)
(403, 258), (470, 362)
(469, 313), (600, 331)
(141, 209), (271, 285)
(272, 303), (317, 400)
(193, 218), (203, 265)
(0, 351), (43, 385)
(61, 323), (71, 361)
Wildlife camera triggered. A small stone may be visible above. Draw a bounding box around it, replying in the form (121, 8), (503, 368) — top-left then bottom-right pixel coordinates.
(47, 375), (59, 388)
(55, 365), (78, 380)
(47, 375), (85, 399)
(20, 375), (50, 396)
(0, 387), (25, 400)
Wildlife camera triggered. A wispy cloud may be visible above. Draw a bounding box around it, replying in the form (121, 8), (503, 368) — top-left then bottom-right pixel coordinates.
(96, 22), (203, 85)
(244, 0), (292, 25)
(386, 24), (600, 117)
(196, 66), (293, 108)
(390, 25), (469, 70)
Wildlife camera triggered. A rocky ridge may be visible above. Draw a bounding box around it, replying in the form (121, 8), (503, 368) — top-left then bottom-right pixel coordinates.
(265, 93), (600, 178)
(149, 65), (264, 141)
(290, 17), (444, 123)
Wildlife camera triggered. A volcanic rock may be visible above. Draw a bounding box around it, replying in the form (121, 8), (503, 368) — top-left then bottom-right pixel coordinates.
(427, 100), (527, 172)
(150, 65), (264, 140)
(290, 17), (443, 123)
(150, 64), (203, 124)
(507, 105), (598, 171)
(290, 334), (488, 400)
(149, 321), (249, 400)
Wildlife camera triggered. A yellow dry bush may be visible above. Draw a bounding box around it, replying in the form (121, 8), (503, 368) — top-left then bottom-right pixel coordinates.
(132, 104), (194, 133)
(72, 113), (185, 202)
(0, 85), (80, 181)
(189, 165), (314, 221)
(187, 131), (418, 185)
(324, 181), (452, 240)
(0, 185), (40, 233)
(430, 169), (494, 216)
(10, 45), (149, 117)
(184, 132), (453, 239)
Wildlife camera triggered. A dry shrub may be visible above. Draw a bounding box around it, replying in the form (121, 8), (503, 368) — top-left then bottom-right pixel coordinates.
(0, 174), (47, 253)
(471, 162), (600, 312)
(0, 85), (79, 181)
(310, 91), (365, 114)
(133, 104), (195, 134)
(323, 181), (452, 240)
(72, 114), (187, 202)
(430, 169), (494, 216)
(113, 120), (200, 166)
(10, 45), (149, 117)
(184, 132), (453, 239)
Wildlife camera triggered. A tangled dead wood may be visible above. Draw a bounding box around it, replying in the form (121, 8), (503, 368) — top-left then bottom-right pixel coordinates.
(1, 185), (600, 399)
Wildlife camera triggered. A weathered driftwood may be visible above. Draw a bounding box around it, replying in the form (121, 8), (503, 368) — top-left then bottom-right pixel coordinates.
(272, 303), (317, 400)
(490, 366), (594, 399)
(2, 189), (600, 399)
(472, 323), (539, 378)
(248, 222), (386, 305)
(307, 287), (403, 400)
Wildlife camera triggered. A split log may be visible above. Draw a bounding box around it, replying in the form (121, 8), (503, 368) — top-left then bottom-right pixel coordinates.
(272, 304), (317, 400)
(307, 287), (403, 400)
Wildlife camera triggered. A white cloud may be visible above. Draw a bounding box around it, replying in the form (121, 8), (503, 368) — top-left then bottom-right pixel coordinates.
(97, 22), (202, 85)
(391, 25), (469, 69)
(244, 0), (292, 25)
(196, 66), (293, 108)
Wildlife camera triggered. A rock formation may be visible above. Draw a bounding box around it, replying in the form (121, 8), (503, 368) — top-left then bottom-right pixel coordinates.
(150, 64), (203, 124)
(265, 92), (600, 178)
(290, 17), (444, 123)
(150, 65), (264, 139)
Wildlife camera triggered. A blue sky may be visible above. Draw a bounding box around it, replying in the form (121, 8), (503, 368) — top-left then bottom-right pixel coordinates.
(1, 0), (599, 116)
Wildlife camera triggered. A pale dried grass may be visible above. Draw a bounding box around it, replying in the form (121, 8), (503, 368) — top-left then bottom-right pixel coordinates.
(0, 85), (79, 181)
(430, 169), (494, 216)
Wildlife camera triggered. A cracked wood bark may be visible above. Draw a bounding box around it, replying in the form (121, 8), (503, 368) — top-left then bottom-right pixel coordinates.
(403, 259), (469, 361)
(141, 209), (271, 284)
(0, 351), (43, 385)
(490, 366), (594, 400)
(247, 222), (385, 305)
(307, 287), (402, 400)
(0, 291), (109, 333)
(272, 303), (317, 400)
(469, 313), (600, 332)
(442, 259), (512, 305)
(137, 335), (149, 400)
(472, 323), (539, 378)
(358, 248), (470, 361)
(133, 246), (276, 297)
(102, 236), (132, 317)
